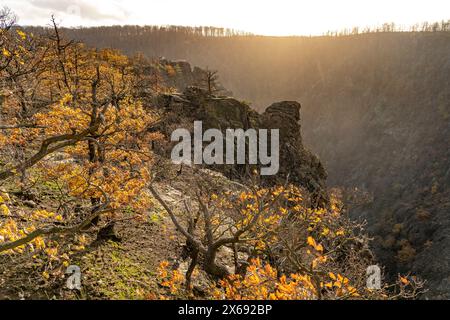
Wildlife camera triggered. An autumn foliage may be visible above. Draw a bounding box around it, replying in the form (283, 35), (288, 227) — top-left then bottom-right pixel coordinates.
(152, 177), (424, 300)
(0, 13), (162, 273)
(0, 9), (424, 300)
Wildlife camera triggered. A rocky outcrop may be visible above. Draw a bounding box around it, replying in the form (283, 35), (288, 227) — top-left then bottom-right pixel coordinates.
(153, 87), (328, 207)
(260, 102), (328, 207)
(159, 59), (232, 96)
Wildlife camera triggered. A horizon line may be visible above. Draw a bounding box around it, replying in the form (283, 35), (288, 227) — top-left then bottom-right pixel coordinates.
(17, 18), (450, 38)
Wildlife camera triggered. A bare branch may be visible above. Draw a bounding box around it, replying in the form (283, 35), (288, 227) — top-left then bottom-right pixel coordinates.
(0, 124), (46, 130)
(0, 204), (110, 253)
(0, 123), (101, 182)
(149, 184), (206, 253)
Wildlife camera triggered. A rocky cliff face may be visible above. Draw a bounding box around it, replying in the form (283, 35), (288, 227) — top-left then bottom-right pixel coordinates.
(153, 86), (328, 207)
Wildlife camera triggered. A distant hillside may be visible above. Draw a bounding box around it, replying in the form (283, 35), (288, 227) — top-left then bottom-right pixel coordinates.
(27, 25), (450, 298)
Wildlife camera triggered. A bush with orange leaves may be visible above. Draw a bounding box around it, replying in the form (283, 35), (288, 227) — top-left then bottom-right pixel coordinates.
(212, 259), (424, 300)
(212, 258), (318, 300)
(157, 261), (185, 296)
(150, 178), (306, 284)
(153, 175), (425, 300)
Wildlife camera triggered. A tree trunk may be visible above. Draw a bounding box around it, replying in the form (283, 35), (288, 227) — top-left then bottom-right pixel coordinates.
(203, 248), (230, 279)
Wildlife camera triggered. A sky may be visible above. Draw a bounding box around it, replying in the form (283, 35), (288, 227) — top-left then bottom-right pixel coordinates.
(3, 0), (450, 36)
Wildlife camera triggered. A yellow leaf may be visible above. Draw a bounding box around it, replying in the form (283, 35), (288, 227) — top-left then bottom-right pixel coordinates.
(0, 204), (11, 216)
(2, 48), (11, 57)
(307, 236), (316, 247)
(16, 30), (27, 40)
(400, 276), (409, 285)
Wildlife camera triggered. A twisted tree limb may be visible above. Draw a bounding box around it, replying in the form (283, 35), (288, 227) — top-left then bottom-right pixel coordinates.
(149, 184), (206, 254)
(0, 205), (110, 253)
(0, 123), (100, 182)
(0, 124), (46, 130)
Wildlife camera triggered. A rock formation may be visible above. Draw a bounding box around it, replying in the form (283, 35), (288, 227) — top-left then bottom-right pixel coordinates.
(153, 86), (328, 207)
(159, 59), (232, 96)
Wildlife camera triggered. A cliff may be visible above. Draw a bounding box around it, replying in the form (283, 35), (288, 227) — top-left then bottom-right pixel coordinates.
(153, 86), (328, 207)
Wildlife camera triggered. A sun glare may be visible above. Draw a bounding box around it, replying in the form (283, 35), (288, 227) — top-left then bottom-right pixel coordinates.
(3, 0), (450, 35)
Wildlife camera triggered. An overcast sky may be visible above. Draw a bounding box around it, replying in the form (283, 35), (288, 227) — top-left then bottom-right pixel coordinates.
(3, 0), (450, 35)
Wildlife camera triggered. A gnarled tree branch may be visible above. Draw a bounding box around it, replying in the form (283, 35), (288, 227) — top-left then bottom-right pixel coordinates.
(0, 204), (110, 253)
(149, 184), (206, 254)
